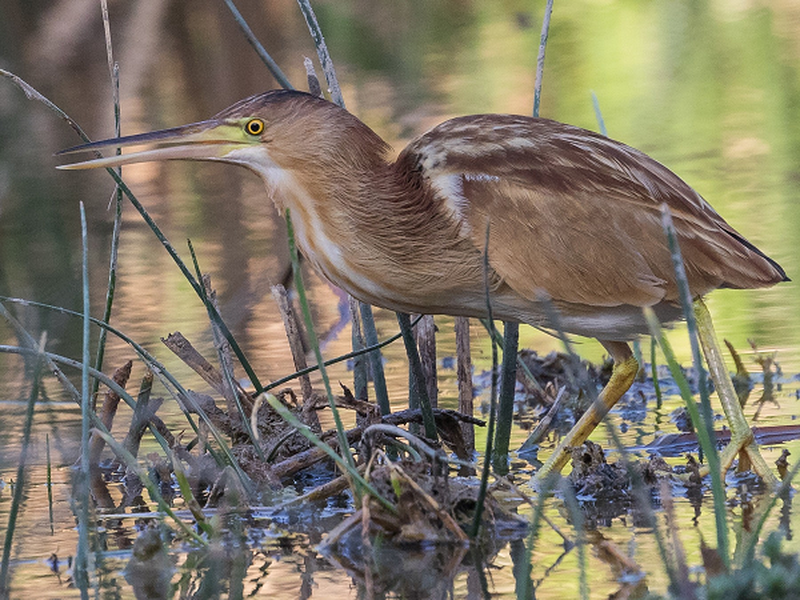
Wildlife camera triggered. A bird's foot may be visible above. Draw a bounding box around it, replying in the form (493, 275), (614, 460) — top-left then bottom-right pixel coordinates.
(532, 355), (639, 485)
(718, 430), (779, 488)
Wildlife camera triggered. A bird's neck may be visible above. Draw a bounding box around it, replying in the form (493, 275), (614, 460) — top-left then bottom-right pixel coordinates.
(261, 126), (475, 308)
(261, 127), (394, 291)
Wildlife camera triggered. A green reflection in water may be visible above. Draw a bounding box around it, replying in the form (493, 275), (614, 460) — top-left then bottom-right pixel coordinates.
(1, 1), (800, 598)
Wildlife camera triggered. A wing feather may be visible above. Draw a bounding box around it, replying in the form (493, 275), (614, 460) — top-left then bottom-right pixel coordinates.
(402, 114), (786, 308)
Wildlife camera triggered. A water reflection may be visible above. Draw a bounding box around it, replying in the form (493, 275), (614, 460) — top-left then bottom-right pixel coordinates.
(2, 1), (800, 598)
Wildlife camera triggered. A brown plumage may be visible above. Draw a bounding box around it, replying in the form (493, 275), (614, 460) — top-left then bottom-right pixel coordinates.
(397, 113), (787, 338)
(200, 91), (786, 342)
(59, 89), (788, 478)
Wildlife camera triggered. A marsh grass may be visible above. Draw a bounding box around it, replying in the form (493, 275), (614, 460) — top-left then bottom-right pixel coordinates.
(660, 207), (729, 563)
(493, 0), (554, 479)
(74, 202), (91, 596)
(90, 0), (123, 407)
(492, 321), (520, 475)
(285, 211), (357, 474)
(0, 342), (43, 598)
(46, 433), (54, 535)
(471, 225), (501, 539)
(1, 1), (799, 598)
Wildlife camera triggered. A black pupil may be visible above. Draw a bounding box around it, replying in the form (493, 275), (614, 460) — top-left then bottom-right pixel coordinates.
(249, 121), (261, 134)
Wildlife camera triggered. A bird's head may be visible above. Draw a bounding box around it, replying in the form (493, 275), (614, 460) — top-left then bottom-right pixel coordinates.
(58, 90), (389, 185)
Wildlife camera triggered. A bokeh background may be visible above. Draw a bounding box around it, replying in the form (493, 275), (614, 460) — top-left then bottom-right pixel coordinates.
(1, 2), (799, 597)
(1, 0), (798, 394)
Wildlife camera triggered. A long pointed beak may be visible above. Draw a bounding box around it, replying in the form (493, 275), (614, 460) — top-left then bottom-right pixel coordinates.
(57, 120), (248, 170)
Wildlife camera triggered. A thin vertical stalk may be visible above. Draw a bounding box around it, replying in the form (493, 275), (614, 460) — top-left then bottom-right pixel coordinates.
(91, 2), (123, 403)
(661, 208), (716, 451)
(471, 224), (498, 539)
(397, 312), (437, 440)
(660, 206), (729, 567)
(532, 0), (555, 118)
(274, 284), (315, 402)
(347, 304), (368, 414)
(632, 339), (643, 379)
(295, 0), (344, 106)
(455, 317), (474, 454)
(221, 0), (293, 89)
(415, 315), (438, 407)
(645, 309), (727, 558)
(360, 303), (391, 415)
(492, 321), (519, 475)
(0, 352), (43, 596)
(74, 202), (91, 597)
(286, 211), (355, 472)
(471, 325), (498, 539)
(46, 434), (54, 535)
(651, 337), (662, 409)
(304, 56), (323, 96)
(590, 91), (607, 136)
(349, 297), (368, 402)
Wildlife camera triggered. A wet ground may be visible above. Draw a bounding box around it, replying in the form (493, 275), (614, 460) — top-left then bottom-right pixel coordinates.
(2, 339), (799, 599)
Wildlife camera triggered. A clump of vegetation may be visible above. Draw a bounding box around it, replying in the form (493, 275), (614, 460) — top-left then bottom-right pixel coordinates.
(705, 532), (800, 600)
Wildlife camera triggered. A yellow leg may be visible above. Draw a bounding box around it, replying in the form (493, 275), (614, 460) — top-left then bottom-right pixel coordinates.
(694, 299), (778, 487)
(534, 342), (639, 481)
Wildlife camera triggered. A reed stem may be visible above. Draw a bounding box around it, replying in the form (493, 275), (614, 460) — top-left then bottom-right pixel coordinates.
(0, 351), (43, 596)
(74, 202), (92, 596)
(286, 211), (356, 472)
(492, 322), (519, 475)
(660, 206), (729, 568)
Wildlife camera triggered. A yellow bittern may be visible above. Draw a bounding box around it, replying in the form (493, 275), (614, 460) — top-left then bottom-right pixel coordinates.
(59, 90), (787, 482)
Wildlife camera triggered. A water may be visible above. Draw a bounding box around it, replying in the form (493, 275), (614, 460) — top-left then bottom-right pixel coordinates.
(1, 1), (800, 597)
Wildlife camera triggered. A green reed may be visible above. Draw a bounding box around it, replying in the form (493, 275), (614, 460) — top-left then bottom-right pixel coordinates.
(472, 224), (500, 539)
(74, 202), (92, 596)
(90, 0), (123, 403)
(496, 0), (555, 480)
(46, 434), (54, 535)
(657, 205), (729, 567)
(0, 347), (44, 597)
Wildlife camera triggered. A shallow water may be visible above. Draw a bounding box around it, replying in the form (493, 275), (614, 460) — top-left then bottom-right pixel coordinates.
(3, 371), (800, 599)
(2, 1), (800, 598)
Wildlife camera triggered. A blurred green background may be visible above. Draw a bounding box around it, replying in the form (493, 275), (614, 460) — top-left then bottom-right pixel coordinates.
(0, 0), (798, 393)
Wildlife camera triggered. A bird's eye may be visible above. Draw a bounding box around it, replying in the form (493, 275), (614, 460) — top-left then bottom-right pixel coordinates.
(245, 118), (265, 136)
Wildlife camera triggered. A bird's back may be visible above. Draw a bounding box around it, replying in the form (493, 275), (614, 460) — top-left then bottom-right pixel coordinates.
(397, 114), (787, 309)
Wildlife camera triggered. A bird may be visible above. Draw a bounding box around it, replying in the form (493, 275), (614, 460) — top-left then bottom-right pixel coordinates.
(59, 89), (788, 482)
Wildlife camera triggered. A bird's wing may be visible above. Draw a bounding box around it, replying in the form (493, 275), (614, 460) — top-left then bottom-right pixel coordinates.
(454, 173), (672, 307)
(406, 114), (784, 308)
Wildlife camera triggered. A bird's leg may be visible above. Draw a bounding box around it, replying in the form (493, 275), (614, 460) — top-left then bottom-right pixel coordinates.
(535, 341), (639, 479)
(693, 298), (778, 487)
